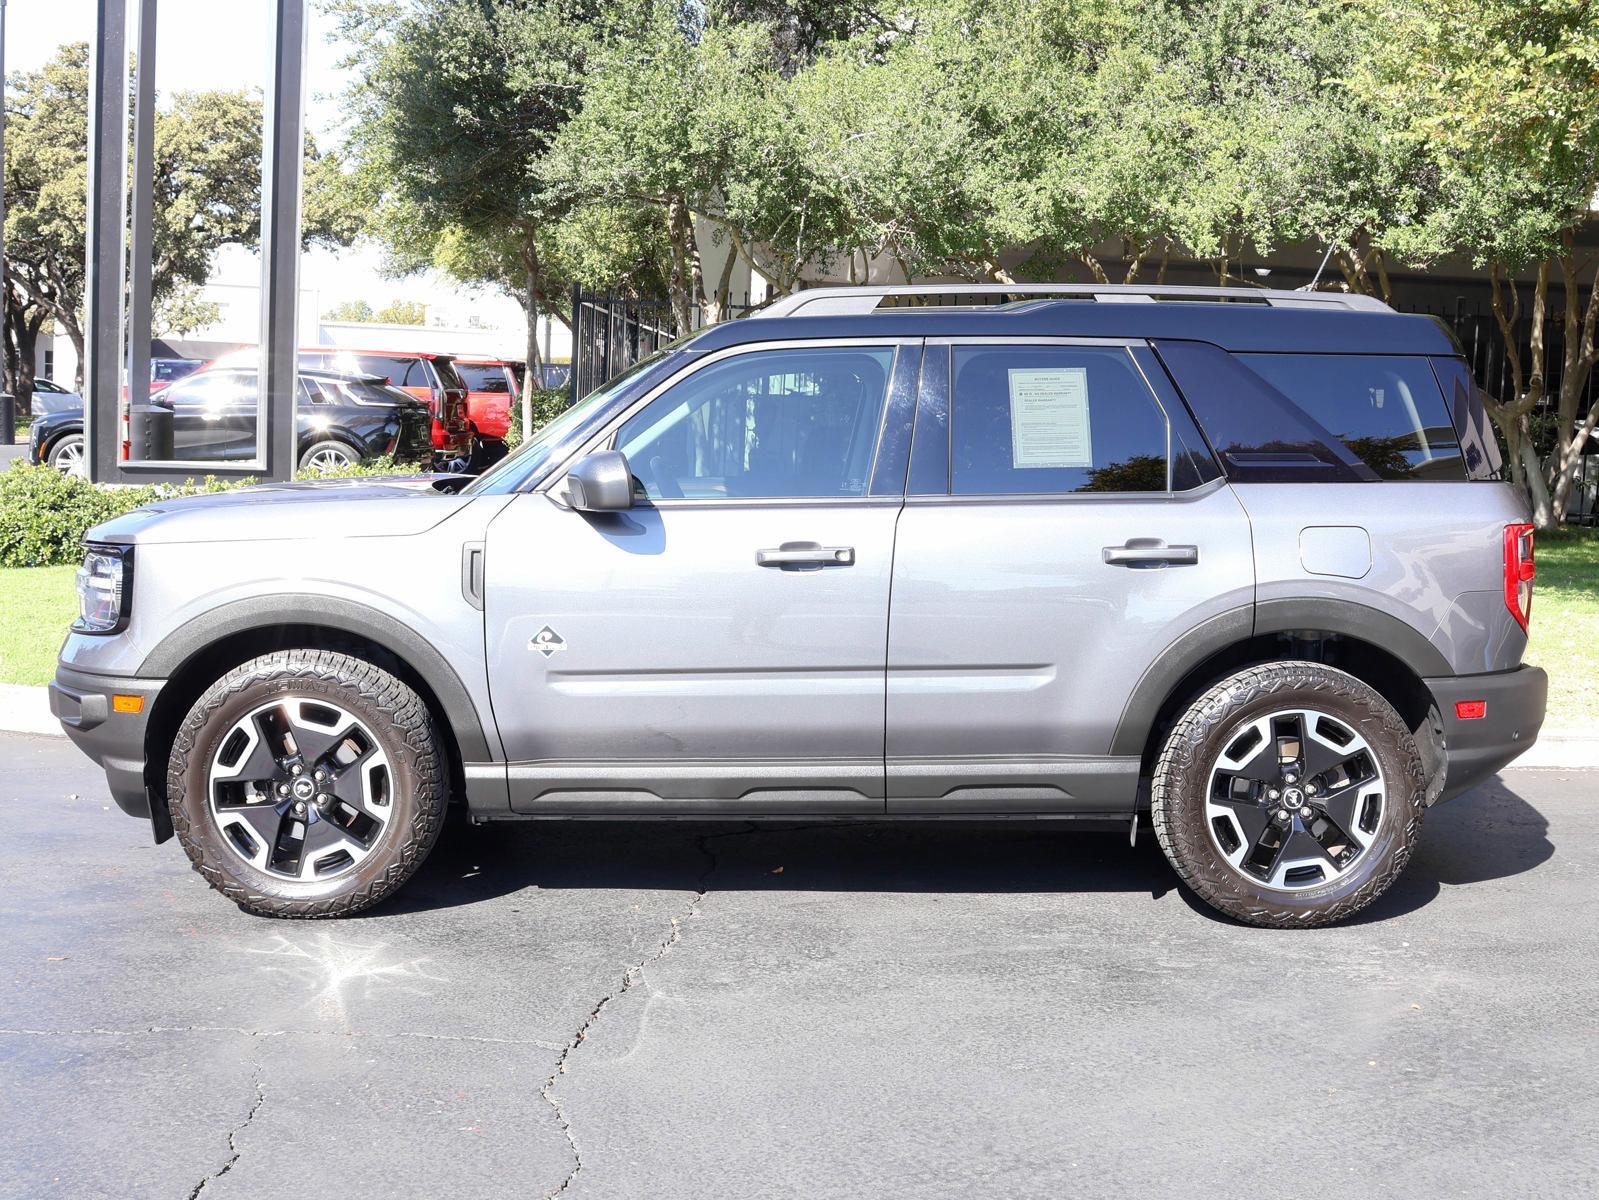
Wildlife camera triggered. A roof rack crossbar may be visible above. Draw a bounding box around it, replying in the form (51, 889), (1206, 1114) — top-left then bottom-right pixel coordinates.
(749, 283), (1392, 319)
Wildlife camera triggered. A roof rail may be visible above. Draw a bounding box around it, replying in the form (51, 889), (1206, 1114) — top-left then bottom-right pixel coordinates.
(750, 283), (1393, 319)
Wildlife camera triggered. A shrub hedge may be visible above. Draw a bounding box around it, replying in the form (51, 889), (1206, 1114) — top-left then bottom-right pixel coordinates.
(504, 386), (572, 449)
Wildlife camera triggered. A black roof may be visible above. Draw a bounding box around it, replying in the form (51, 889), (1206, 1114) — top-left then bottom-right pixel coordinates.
(687, 299), (1458, 357)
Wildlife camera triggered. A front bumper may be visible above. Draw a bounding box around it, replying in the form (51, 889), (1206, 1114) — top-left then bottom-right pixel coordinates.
(49, 663), (168, 838)
(1425, 665), (1548, 803)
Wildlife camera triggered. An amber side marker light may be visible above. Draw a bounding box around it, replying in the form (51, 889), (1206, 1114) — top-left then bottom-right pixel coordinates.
(1454, 700), (1487, 720)
(112, 694), (145, 715)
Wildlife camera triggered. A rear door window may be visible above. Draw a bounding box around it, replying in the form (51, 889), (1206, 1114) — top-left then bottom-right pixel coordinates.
(1237, 354), (1466, 480)
(458, 364), (510, 392)
(948, 345), (1169, 494)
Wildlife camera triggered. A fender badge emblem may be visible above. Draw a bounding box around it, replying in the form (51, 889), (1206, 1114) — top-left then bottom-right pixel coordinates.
(530, 626), (567, 657)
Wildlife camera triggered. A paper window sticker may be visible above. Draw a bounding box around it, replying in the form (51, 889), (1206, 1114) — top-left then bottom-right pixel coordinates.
(1008, 367), (1092, 468)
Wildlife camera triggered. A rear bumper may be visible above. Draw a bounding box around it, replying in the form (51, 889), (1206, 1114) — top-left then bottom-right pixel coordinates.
(1425, 666), (1548, 803)
(49, 663), (167, 836)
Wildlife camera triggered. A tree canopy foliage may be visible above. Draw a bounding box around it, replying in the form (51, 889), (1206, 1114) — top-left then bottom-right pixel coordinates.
(336, 0), (1599, 522)
(1, 42), (356, 399)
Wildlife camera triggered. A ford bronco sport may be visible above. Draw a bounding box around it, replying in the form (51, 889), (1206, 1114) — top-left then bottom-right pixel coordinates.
(51, 285), (1547, 926)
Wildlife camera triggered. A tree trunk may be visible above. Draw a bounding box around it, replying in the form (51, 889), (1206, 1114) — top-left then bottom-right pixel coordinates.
(520, 241), (544, 437)
(1483, 260), (1556, 522)
(1521, 437), (1554, 528)
(64, 319), (85, 394)
(666, 195), (706, 334)
(1545, 236), (1599, 524)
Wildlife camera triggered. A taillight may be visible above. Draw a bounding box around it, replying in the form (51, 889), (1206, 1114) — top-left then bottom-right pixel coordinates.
(1503, 523), (1535, 631)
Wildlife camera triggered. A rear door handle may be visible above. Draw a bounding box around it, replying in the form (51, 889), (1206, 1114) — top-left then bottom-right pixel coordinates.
(1102, 541), (1199, 566)
(756, 544), (856, 568)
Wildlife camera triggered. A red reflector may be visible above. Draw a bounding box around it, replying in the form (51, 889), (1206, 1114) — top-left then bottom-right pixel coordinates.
(1455, 700), (1487, 720)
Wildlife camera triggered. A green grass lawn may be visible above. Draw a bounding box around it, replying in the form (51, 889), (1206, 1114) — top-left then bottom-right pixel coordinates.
(1523, 527), (1599, 732)
(0, 531), (1595, 728)
(0, 564), (77, 686)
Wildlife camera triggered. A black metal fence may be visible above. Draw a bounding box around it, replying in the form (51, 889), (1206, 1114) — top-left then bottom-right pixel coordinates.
(568, 287), (755, 402)
(1395, 294), (1599, 420)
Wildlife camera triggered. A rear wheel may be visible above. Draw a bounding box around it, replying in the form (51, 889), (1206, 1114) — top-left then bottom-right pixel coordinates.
(167, 650), (447, 918)
(1151, 661), (1425, 927)
(298, 439), (361, 473)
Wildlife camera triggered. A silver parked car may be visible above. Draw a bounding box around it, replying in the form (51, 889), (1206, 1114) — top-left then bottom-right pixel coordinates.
(51, 285), (1546, 926)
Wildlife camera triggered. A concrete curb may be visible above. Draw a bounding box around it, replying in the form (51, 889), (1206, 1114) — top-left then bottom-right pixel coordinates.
(0, 679), (1593, 767)
(0, 683), (59, 736)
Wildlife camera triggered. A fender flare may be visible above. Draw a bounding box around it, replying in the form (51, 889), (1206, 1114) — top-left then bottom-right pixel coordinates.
(137, 593), (493, 761)
(1109, 598), (1453, 758)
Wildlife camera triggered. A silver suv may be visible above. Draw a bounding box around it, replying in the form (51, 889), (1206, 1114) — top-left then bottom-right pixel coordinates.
(51, 285), (1547, 926)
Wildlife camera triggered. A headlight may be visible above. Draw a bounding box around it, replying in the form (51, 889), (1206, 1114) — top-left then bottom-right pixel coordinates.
(74, 545), (132, 634)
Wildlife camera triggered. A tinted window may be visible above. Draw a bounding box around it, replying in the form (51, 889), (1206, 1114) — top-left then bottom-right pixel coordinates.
(950, 345), (1168, 494)
(1153, 340), (1372, 483)
(305, 352), (425, 389)
(152, 358), (202, 383)
(615, 347), (894, 499)
(166, 371), (253, 406)
(1431, 355), (1502, 480)
(458, 364), (510, 393)
(1239, 354), (1466, 480)
(432, 358), (465, 393)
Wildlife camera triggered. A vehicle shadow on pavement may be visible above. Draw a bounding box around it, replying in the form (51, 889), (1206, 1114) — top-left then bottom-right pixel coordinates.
(1171, 772), (1557, 926)
(375, 774), (1555, 925)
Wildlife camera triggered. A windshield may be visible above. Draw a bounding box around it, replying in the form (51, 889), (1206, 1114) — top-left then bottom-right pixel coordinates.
(463, 351), (674, 495)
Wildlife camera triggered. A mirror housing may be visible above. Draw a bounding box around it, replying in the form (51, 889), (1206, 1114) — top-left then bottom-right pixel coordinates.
(565, 449), (634, 512)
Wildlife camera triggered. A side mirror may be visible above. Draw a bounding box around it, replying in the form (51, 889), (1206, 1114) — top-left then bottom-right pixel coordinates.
(565, 449), (634, 512)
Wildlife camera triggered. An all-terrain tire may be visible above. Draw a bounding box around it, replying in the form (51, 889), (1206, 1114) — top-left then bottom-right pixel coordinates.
(167, 650), (447, 918)
(1150, 661), (1426, 928)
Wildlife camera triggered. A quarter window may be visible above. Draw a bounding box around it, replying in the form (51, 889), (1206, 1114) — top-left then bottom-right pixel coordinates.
(614, 347), (894, 500)
(1237, 354), (1467, 480)
(949, 345), (1168, 495)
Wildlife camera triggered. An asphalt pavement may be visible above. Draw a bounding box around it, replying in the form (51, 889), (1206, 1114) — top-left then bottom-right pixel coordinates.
(2, 731), (1595, 1199)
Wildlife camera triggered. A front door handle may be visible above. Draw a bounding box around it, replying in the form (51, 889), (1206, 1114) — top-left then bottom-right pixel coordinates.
(756, 544), (856, 568)
(1102, 541), (1199, 567)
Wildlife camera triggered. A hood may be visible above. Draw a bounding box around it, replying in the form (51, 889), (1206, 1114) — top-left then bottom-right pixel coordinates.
(88, 477), (476, 546)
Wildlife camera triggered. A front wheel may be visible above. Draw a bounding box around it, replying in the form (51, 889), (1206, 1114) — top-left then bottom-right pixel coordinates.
(1151, 662), (1425, 928)
(167, 650), (447, 918)
(47, 433), (87, 475)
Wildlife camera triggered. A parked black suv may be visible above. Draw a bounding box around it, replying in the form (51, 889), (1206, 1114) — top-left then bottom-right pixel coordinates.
(29, 368), (432, 474)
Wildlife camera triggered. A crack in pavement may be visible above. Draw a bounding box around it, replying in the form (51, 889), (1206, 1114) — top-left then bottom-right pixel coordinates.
(538, 828), (742, 1199)
(186, 1054), (265, 1200)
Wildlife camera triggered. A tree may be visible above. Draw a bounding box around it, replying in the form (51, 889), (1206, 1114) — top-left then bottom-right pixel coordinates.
(332, 0), (636, 430)
(153, 284), (222, 337)
(1, 42), (356, 400)
(544, 11), (819, 327)
(1351, 0), (1599, 526)
(374, 299), (427, 325)
(324, 298), (375, 322)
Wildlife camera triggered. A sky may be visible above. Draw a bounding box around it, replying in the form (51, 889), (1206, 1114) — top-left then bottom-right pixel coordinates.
(5, 0), (525, 329)
(6, 0), (353, 146)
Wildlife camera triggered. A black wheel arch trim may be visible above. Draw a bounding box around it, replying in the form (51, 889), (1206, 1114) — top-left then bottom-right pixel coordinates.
(135, 593), (493, 761)
(1110, 597), (1454, 757)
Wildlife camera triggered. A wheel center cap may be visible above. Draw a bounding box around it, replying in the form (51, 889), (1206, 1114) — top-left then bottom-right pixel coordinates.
(1281, 786), (1304, 806)
(291, 777), (316, 802)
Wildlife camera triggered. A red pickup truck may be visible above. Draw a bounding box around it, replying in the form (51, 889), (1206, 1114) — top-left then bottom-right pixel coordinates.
(453, 357), (520, 443)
